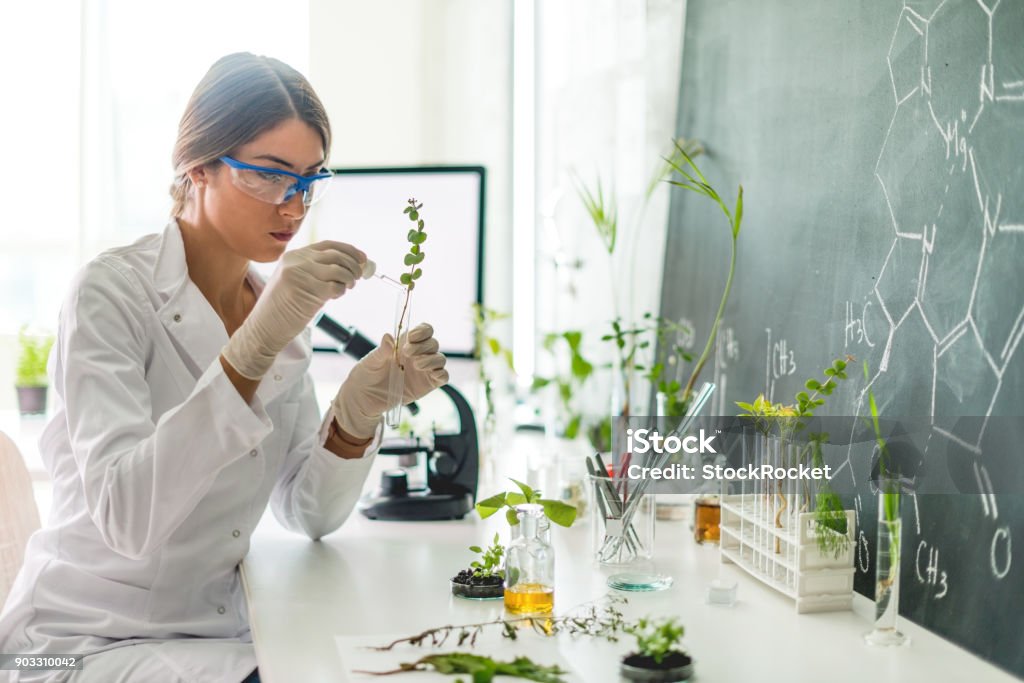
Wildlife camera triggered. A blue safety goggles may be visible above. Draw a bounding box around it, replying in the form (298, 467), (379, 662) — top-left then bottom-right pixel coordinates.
(219, 156), (332, 207)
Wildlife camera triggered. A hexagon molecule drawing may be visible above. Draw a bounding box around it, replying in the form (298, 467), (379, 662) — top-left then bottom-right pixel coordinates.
(858, 0), (1021, 582)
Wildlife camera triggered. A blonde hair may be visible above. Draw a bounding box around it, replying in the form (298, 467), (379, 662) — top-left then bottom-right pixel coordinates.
(170, 52), (331, 217)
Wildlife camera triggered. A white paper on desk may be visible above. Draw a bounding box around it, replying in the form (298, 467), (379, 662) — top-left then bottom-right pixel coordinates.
(335, 629), (590, 682)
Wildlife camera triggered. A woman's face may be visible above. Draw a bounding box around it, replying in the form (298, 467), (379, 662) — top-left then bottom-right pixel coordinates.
(192, 118), (326, 263)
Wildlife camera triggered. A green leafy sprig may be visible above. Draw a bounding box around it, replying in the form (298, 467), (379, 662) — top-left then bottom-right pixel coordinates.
(395, 198), (427, 365)
(664, 141), (744, 405)
(357, 652), (567, 682)
(368, 595), (628, 652)
(467, 533), (505, 579)
(575, 174), (617, 255)
(532, 331), (594, 440)
(627, 616), (686, 665)
(476, 478), (577, 528)
(473, 304), (514, 419)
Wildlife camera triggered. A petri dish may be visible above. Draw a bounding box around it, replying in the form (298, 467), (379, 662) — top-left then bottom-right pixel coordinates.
(606, 572), (674, 592)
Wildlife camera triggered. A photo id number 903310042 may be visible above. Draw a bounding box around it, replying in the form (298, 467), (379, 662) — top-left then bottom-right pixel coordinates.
(0, 654), (84, 671)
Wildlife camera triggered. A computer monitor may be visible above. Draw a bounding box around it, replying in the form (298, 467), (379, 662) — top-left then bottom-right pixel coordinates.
(302, 166), (485, 358)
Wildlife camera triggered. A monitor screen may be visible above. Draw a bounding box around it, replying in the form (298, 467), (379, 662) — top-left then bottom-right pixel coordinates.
(300, 166), (485, 358)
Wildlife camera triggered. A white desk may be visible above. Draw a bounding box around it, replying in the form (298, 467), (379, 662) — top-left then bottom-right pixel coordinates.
(241, 504), (1019, 682)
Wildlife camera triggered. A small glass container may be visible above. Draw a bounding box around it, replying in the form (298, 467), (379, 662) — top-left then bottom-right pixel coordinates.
(386, 293), (412, 428)
(503, 504), (555, 615)
(589, 474), (655, 566)
(694, 495), (721, 544)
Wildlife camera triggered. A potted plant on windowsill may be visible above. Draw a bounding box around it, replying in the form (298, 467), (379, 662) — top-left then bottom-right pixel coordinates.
(620, 616), (693, 682)
(450, 533), (506, 601)
(15, 328), (53, 416)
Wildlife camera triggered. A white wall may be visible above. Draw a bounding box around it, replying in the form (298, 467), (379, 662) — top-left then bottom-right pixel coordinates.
(308, 0), (514, 322)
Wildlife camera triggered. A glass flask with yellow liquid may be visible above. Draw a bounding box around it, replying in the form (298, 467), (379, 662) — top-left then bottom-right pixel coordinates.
(503, 504), (554, 615)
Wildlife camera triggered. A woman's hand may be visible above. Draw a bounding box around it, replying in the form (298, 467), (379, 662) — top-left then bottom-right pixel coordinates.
(331, 323), (449, 440)
(222, 240), (365, 380)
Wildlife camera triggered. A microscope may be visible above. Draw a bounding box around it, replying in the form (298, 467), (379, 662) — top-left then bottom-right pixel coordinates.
(315, 314), (480, 520)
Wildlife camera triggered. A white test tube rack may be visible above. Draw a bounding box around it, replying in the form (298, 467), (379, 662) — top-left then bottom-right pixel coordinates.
(718, 431), (856, 613)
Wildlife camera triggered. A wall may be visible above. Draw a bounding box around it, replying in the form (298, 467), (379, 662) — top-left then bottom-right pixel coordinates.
(308, 0), (514, 320)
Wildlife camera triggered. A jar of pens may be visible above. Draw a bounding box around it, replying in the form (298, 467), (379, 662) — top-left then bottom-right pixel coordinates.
(589, 382), (716, 592)
(588, 453), (655, 567)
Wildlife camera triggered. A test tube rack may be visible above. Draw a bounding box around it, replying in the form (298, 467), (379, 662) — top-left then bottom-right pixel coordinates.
(718, 433), (855, 613)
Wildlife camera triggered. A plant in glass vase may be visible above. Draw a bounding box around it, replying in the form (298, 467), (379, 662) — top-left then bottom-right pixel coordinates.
(863, 361), (909, 647)
(576, 139), (741, 433)
(472, 304), (514, 485)
(386, 198), (428, 427)
(532, 331), (594, 442)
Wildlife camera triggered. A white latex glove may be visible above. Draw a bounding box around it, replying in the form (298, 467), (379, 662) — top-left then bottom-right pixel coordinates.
(223, 240), (366, 379)
(331, 322), (450, 439)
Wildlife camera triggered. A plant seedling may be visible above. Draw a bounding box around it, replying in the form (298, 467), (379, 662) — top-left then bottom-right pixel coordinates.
(622, 616), (691, 675)
(468, 533), (505, 579)
(736, 355), (855, 557)
(16, 327), (53, 388)
(396, 198), (428, 365)
(475, 478), (577, 528)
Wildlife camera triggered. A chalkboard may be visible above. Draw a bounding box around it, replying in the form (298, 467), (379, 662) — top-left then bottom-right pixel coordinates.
(661, 0), (1023, 676)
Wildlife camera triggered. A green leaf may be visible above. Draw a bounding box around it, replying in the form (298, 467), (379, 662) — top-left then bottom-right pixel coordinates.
(563, 331), (582, 350)
(509, 478), (535, 502)
(732, 185), (744, 238)
(531, 377), (551, 390)
(417, 219), (424, 229)
(399, 273), (412, 285)
(475, 493), (507, 518)
(540, 499), (577, 527)
(403, 206), (413, 214)
(413, 252), (425, 264)
(468, 545), (482, 553)
(736, 401), (755, 412)
(412, 231), (427, 244)
(570, 353), (593, 381)
(407, 281), (415, 291)
(404, 253), (416, 266)
(409, 210), (419, 221)
(805, 379), (821, 391)
(796, 392), (810, 403)
(487, 338), (501, 356)
(407, 229), (418, 242)
(412, 268), (422, 280)
(505, 492), (528, 507)
(506, 508), (520, 526)
(565, 414), (581, 439)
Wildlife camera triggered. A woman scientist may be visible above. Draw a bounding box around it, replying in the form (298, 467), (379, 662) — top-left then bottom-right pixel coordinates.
(0, 53), (448, 683)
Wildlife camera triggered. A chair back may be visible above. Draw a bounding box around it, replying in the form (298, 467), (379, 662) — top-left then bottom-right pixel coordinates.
(0, 431), (41, 609)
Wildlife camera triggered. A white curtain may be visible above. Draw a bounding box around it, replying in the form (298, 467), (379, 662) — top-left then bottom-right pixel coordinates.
(533, 0), (687, 412)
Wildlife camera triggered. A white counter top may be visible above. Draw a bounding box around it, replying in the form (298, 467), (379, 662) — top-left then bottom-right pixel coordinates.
(241, 502), (1019, 682)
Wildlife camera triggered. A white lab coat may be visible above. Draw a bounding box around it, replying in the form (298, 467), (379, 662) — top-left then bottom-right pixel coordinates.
(0, 220), (380, 683)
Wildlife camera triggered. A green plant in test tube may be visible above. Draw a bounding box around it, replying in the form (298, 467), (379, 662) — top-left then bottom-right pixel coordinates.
(397, 198), (427, 357)
(386, 199), (427, 426)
